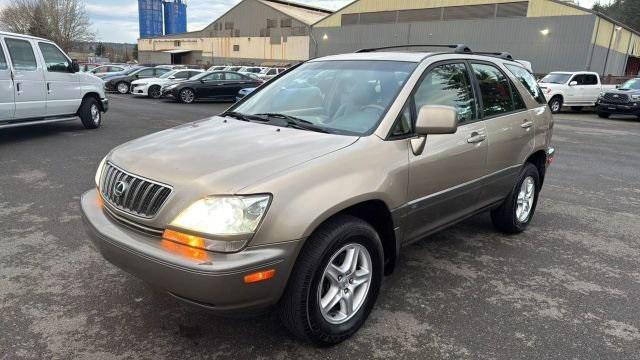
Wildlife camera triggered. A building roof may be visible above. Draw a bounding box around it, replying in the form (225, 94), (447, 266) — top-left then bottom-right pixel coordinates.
(258, 0), (332, 25)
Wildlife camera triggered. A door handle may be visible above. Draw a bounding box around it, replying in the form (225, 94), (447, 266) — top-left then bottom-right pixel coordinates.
(467, 132), (486, 144)
(16, 82), (22, 94)
(521, 120), (534, 129)
(47, 82), (52, 94)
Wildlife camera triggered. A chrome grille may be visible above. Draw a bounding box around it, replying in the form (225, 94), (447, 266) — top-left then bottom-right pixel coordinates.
(602, 93), (630, 104)
(100, 163), (172, 218)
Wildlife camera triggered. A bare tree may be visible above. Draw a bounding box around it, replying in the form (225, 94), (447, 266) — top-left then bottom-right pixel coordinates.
(0, 0), (94, 51)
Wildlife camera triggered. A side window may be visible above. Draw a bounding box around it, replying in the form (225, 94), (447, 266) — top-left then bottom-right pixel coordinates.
(5, 38), (37, 71)
(571, 74), (585, 85)
(583, 74), (598, 85)
(136, 69), (154, 77)
(225, 72), (243, 81)
(204, 72), (224, 81)
(414, 62), (477, 123)
(175, 71), (189, 79)
(391, 103), (413, 137)
(38, 42), (70, 72)
(511, 82), (527, 111)
(155, 68), (170, 76)
(267, 69), (277, 75)
(0, 44), (7, 70)
(471, 63), (513, 118)
(505, 64), (546, 105)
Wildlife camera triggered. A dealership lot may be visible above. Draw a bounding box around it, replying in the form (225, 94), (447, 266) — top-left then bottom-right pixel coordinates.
(1, 95), (639, 359)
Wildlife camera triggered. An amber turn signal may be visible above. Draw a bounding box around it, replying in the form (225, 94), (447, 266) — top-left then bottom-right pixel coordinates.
(244, 269), (275, 284)
(163, 229), (206, 250)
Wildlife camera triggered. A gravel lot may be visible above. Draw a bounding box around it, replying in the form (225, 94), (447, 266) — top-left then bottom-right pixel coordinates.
(1, 95), (639, 359)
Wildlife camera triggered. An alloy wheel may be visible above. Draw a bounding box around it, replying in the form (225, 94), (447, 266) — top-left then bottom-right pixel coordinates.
(180, 89), (194, 103)
(90, 104), (100, 125)
(516, 176), (535, 222)
(117, 83), (129, 94)
(317, 243), (372, 325)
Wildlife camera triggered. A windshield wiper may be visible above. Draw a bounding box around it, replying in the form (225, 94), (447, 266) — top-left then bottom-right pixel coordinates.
(221, 111), (263, 122)
(253, 113), (331, 134)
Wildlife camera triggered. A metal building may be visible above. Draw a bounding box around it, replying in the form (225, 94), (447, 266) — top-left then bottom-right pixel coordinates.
(138, 0), (332, 66)
(138, 0), (164, 38)
(164, 0), (187, 35)
(311, 0), (640, 76)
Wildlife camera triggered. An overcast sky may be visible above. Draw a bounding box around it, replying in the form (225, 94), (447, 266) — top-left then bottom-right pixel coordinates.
(0, 0), (609, 43)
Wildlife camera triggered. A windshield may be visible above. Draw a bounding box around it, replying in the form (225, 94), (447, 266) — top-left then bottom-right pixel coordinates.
(620, 78), (640, 90)
(233, 60), (417, 136)
(540, 73), (571, 84)
(159, 70), (179, 79)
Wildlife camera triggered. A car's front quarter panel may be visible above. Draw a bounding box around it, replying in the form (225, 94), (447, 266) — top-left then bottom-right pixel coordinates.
(241, 136), (410, 247)
(78, 72), (107, 100)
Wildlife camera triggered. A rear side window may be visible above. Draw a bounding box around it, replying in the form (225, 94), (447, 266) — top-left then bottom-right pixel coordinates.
(505, 64), (546, 105)
(413, 62), (477, 123)
(0, 44), (7, 70)
(471, 63), (514, 117)
(175, 71), (190, 79)
(38, 42), (70, 72)
(225, 72), (243, 80)
(155, 68), (170, 76)
(5, 38), (37, 71)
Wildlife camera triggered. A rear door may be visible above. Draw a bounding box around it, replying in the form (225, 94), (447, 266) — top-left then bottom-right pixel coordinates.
(404, 61), (488, 242)
(197, 72), (225, 98)
(578, 73), (601, 103)
(221, 72), (246, 99)
(0, 37), (15, 121)
(38, 41), (81, 117)
(470, 62), (534, 206)
(5, 37), (46, 119)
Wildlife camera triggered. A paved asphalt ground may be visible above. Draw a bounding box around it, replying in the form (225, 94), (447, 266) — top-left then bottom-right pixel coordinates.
(1, 94), (639, 359)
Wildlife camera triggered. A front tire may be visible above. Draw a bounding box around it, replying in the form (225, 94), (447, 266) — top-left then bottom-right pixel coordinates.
(79, 97), (102, 129)
(491, 163), (540, 234)
(279, 215), (383, 346)
(116, 82), (130, 94)
(549, 96), (563, 114)
(148, 85), (161, 99)
(178, 88), (195, 104)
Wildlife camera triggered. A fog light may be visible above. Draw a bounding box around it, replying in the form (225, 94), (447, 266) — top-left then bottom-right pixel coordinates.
(244, 269), (275, 284)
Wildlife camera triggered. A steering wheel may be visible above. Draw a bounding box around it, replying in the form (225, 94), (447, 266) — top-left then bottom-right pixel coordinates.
(360, 104), (386, 112)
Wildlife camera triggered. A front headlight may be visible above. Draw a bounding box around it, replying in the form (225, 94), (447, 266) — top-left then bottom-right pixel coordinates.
(167, 195), (271, 252)
(631, 94), (640, 100)
(94, 156), (107, 188)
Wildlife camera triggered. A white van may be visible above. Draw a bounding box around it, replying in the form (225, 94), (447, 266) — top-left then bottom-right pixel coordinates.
(0, 31), (108, 130)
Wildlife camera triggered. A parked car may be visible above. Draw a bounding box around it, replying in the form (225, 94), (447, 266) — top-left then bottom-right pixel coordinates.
(225, 66), (241, 72)
(0, 31), (108, 130)
(131, 68), (204, 98)
(82, 47), (555, 345)
(538, 71), (616, 113)
(161, 71), (262, 103)
(104, 67), (171, 94)
(156, 64), (189, 70)
(595, 78), (640, 118)
(207, 65), (228, 71)
(90, 64), (130, 78)
(238, 66), (266, 75)
(236, 87), (256, 102)
(257, 67), (286, 80)
(80, 63), (100, 72)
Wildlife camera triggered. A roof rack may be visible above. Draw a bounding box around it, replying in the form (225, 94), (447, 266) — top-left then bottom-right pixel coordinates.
(471, 52), (514, 61)
(355, 44), (472, 54)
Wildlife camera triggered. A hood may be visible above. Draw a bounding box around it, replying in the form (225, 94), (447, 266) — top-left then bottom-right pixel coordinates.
(108, 116), (358, 198)
(77, 72), (104, 85)
(604, 88), (640, 94)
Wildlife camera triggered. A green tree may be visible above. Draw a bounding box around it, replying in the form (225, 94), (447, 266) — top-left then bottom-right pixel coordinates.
(594, 0), (640, 32)
(95, 42), (105, 57)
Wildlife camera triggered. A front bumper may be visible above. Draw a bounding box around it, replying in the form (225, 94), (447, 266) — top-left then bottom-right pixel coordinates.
(131, 84), (149, 96)
(81, 189), (301, 312)
(596, 101), (640, 114)
(101, 98), (109, 113)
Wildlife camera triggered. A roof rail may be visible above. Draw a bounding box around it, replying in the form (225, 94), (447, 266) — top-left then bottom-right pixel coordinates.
(473, 52), (514, 61)
(355, 44), (472, 54)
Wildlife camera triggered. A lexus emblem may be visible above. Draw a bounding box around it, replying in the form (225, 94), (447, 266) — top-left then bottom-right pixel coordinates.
(114, 181), (129, 197)
(613, 94), (619, 97)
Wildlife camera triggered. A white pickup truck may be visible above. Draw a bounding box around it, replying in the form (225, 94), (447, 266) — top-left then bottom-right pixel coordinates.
(538, 71), (616, 113)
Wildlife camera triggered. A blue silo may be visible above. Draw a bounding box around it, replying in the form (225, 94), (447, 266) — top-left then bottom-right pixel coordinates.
(164, 0), (188, 35)
(139, 0), (163, 38)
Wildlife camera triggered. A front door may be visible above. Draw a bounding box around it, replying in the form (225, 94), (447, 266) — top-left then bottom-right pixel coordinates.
(198, 72), (225, 98)
(405, 62), (488, 243)
(469, 62), (534, 206)
(5, 37), (46, 119)
(37, 42), (81, 117)
(0, 38), (14, 122)
(221, 72), (246, 100)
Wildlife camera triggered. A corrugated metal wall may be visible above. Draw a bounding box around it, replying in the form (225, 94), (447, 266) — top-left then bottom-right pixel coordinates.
(164, 0), (188, 35)
(312, 15), (609, 74)
(139, 0), (164, 38)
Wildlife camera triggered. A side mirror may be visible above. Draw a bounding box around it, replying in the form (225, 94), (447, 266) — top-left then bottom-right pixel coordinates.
(415, 105), (458, 135)
(569, 81), (578, 86)
(411, 105), (458, 156)
(71, 59), (80, 73)
(616, 84), (621, 89)
(169, 76), (176, 79)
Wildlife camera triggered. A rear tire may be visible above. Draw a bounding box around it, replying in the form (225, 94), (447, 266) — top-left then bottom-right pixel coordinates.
(178, 88), (195, 104)
(598, 112), (610, 118)
(79, 97), (102, 129)
(278, 215), (383, 346)
(148, 85), (161, 99)
(116, 82), (130, 94)
(491, 163), (540, 234)
(549, 96), (563, 114)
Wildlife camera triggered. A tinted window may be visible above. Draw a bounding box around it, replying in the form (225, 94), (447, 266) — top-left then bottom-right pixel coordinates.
(414, 63), (476, 123)
(511, 83), (527, 111)
(203, 72), (224, 81)
(155, 68), (170, 76)
(38, 42), (70, 72)
(174, 71), (190, 79)
(505, 64), (546, 105)
(5, 38), (37, 71)
(471, 63), (513, 117)
(136, 69), (154, 77)
(225, 72), (243, 80)
(0, 45), (7, 70)
(267, 69), (277, 75)
(583, 74), (598, 85)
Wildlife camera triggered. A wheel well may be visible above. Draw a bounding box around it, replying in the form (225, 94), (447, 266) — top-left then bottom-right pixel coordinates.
(526, 150), (547, 187)
(320, 200), (398, 275)
(79, 92), (103, 112)
(549, 94), (563, 103)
